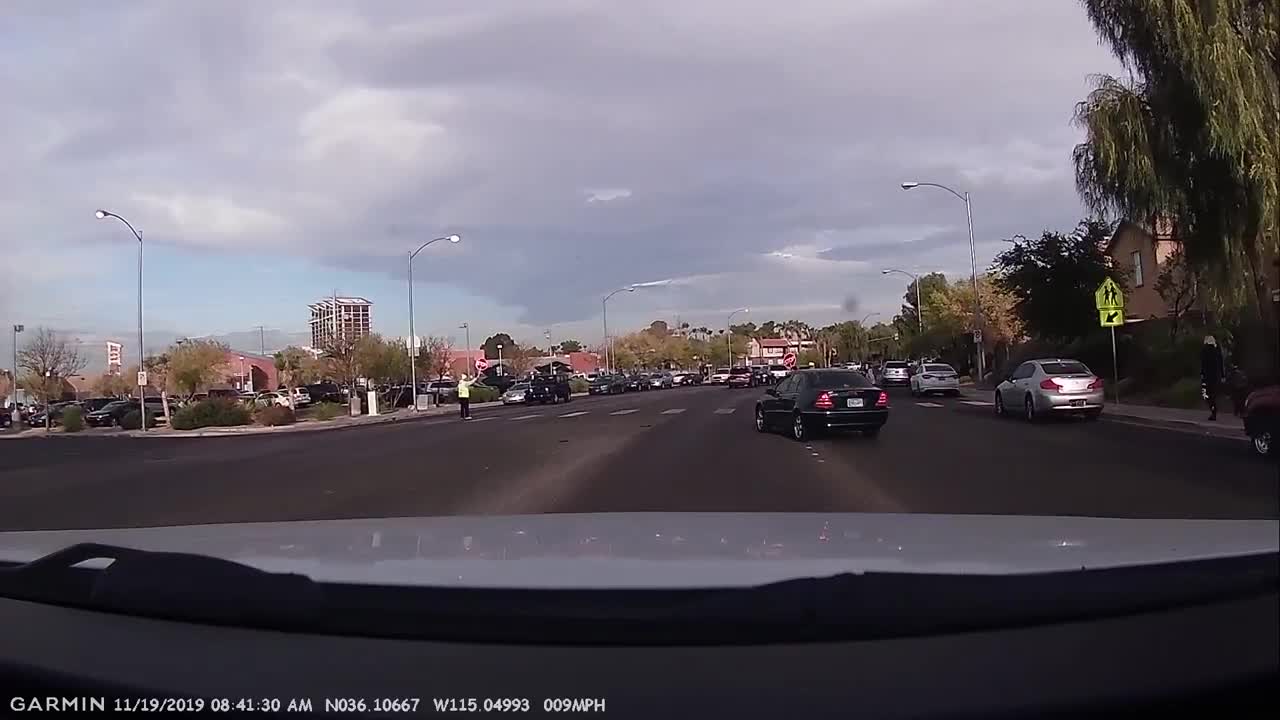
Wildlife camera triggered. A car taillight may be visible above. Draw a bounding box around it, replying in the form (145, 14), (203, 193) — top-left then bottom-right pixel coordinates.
(1088, 377), (1104, 389)
(1039, 379), (1061, 390)
(814, 392), (834, 410)
(922, 374), (934, 380)
(876, 391), (889, 407)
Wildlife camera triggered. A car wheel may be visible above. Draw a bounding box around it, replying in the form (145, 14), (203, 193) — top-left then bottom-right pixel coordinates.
(994, 392), (1005, 416)
(1253, 426), (1274, 457)
(862, 425), (881, 438)
(755, 407), (768, 433)
(791, 413), (807, 442)
(1024, 395), (1037, 423)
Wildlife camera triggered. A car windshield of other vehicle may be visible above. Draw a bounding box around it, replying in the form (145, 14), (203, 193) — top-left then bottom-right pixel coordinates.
(510, 383), (529, 391)
(809, 371), (873, 389)
(1040, 361), (1091, 375)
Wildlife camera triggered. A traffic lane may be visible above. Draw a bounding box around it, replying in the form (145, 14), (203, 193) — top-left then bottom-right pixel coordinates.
(0, 386), (720, 531)
(549, 384), (907, 514)
(811, 389), (1278, 520)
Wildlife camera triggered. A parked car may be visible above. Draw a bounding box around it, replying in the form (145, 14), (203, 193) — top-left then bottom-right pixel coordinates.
(994, 359), (1105, 422)
(1241, 384), (1278, 458)
(502, 383), (531, 405)
(649, 372), (674, 390)
(425, 379), (457, 400)
(768, 364), (790, 383)
(253, 391), (292, 408)
(588, 374), (626, 395)
(526, 375), (572, 404)
(727, 366), (756, 389)
(27, 401), (80, 427)
(709, 367), (732, 385)
(751, 366), (773, 386)
(909, 363), (961, 397)
(624, 373), (650, 392)
(277, 387), (312, 407)
(303, 383), (344, 404)
(755, 368), (889, 440)
(84, 399), (166, 428)
(877, 360), (911, 387)
(481, 374), (519, 394)
(81, 397), (121, 413)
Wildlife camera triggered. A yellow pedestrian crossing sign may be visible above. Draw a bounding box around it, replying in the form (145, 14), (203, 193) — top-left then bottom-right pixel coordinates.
(1099, 308), (1125, 327)
(1095, 278), (1124, 311)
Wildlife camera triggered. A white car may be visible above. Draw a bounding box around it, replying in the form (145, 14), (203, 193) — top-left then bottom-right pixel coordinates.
(910, 363), (961, 397)
(254, 391), (291, 408)
(709, 367), (731, 385)
(281, 387), (312, 407)
(501, 383), (531, 405)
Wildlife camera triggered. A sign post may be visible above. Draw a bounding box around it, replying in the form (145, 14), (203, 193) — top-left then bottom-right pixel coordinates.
(1094, 278), (1125, 404)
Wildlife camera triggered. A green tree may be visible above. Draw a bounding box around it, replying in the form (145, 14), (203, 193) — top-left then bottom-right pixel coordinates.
(1071, 0), (1278, 327)
(556, 339), (583, 353)
(992, 221), (1116, 341)
(481, 333), (515, 359)
(355, 335), (409, 387)
(91, 372), (133, 398)
(893, 273), (949, 348)
(321, 333), (361, 389)
(17, 328), (87, 429)
(274, 346), (320, 410)
(168, 339), (230, 398)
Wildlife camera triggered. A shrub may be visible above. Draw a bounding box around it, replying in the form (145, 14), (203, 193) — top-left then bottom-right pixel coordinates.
(61, 406), (84, 433)
(469, 386), (500, 403)
(171, 398), (252, 430)
(1151, 376), (1206, 409)
(255, 405), (296, 426)
(120, 410), (143, 430)
(312, 402), (343, 421)
(569, 378), (590, 394)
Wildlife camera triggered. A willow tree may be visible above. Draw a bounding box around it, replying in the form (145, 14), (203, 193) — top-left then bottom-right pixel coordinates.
(1072, 0), (1278, 324)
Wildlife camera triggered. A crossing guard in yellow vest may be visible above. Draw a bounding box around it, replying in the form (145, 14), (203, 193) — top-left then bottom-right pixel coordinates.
(456, 375), (473, 420)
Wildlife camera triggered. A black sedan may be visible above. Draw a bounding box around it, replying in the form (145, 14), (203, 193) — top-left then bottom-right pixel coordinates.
(624, 374), (651, 391)
(754, 368), (888, 441)
(588, 374), (626, 395)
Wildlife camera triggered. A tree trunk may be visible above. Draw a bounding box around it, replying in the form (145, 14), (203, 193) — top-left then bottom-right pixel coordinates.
(161, 391), (171, 425)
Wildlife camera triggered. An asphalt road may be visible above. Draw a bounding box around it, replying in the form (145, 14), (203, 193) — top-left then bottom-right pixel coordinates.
(0, 385), (1275, 531)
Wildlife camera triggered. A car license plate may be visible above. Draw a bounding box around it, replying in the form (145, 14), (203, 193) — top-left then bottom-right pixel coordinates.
(1069, 399), (1086, 407)
(846, 398), (864, 408)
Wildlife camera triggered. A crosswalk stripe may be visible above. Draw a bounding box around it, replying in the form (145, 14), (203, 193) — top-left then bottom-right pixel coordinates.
(467, 417), (496, 423)
(661, 408), (687, 415)
(510, 414), (542, 421)
(916, 402), (944, 408)
(609, 409), (639, 416)
(714, 408), (736, 415)
(559, 411), (590, 418)
(961, 400), (990, 407)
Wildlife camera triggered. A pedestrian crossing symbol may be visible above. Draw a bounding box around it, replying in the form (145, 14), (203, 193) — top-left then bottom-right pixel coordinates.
(1099, 308), (1125, 328)
(1094, 278), (1124, 311)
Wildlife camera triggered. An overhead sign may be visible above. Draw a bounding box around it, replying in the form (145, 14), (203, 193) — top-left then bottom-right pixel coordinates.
(1095, 278), (1124, 311)
(474, 356), (489, 372)
(1099, 308), (1125, 328)
(782, 351), (797, 369)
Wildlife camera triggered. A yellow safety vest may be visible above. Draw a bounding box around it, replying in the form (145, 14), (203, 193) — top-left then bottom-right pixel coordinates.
(456, 380), (470, 399)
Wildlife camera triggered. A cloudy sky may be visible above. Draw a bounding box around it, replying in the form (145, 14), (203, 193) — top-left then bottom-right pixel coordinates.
(1, 0), (1120, 366)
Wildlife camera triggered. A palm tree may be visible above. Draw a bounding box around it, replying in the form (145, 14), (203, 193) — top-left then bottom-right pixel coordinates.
(1071, 0), (1277, 324)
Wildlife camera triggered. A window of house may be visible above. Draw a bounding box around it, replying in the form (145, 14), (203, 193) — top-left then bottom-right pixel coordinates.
(1131, 249), (1144, 287)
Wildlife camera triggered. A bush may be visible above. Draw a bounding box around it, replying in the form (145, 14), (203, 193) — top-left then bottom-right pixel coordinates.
(255, 405), (296, 426)
(1151, 376), (1206, 409)
(469, 386), (500, 403)
(569, 378), (590, 394)
(120, 409), (143, 430)
(61, 406), (84, 433)
(312, 402), (343, 421)
(171, 399), (252, 431)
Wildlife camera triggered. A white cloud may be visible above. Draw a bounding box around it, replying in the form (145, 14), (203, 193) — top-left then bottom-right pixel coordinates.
(584, 188), (632, 203)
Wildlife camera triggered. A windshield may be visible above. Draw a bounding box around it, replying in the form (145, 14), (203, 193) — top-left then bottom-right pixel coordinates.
(2, 1), (1276, 619)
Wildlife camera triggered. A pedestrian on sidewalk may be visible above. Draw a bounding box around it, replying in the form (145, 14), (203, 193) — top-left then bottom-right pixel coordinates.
(1200, 335), (1225, 421)
(457, 374), (473, 420)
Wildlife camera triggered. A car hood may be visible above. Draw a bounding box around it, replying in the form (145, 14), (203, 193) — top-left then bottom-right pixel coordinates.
(0, 513), (1274, 589)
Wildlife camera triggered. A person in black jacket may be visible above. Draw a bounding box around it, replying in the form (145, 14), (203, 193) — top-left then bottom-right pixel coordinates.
(1200, 335), (1225, 421)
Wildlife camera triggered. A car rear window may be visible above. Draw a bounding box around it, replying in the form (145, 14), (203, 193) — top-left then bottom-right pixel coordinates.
(729, 367), (751, 375)
(1040, 361), (1090, 375)
(716, 367), (730, 373)
(810, 371), (873, 389)
(925, 364), (955, 373)
(885, 361), (908, 368)
(769, 365), (786, 371)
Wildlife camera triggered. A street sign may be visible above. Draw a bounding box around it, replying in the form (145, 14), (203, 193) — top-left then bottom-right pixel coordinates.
(474, 356), (489, 372)
(136, 370), (148, 387)
(972, 329), (982, 344)
(1095, 277), (1124, 311)
(1099, 308), (1125, 327)
(782, 351), (797, 369)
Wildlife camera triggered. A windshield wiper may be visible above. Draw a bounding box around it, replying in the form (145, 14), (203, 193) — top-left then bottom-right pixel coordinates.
(0, 543), (323, 628)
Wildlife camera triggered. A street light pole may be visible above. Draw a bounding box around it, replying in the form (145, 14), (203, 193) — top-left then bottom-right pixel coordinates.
(407, 234), (462, 410)
(96, 210), (147, 431)
(10, 324), (22, 420)
(497, 344), (504, 375)
(602, 286), (636, 374)
(544, 330), (553, 374)
(881, 269), (922, 334)
(727, 308), (748, 367)
(459, 323), (471, 375)
(900, 182), (984, 380)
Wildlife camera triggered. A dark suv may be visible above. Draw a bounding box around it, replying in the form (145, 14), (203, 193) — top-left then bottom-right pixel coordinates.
(588, 374), (626, 395)
(526, 374), (573, 404)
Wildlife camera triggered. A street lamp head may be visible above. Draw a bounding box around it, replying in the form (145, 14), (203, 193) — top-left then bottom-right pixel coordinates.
(95, 209), (108, 219)
(900, 182), (919, 190)
(446, 234), (461, 243)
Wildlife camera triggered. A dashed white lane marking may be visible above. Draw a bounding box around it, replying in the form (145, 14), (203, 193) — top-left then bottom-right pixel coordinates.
(961, 400), (990, 407)
(559, 411), (590, 418)
(661, 408), (687, 415)
(467, 417), (496, 423)
(610, 409), (639, 415)
(714, 408), (737, 414)
(510, 414), (543, 421)
(916, 402), (944, 408)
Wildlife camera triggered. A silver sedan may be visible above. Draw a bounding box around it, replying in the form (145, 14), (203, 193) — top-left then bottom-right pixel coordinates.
(995, 359), (1105, 421)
